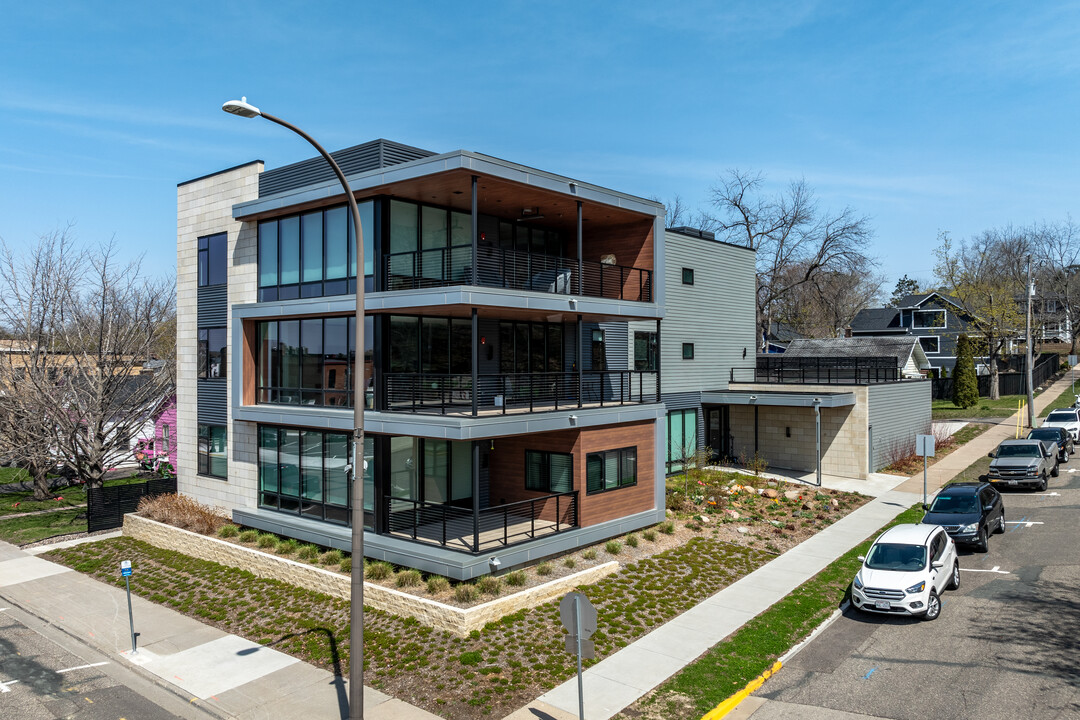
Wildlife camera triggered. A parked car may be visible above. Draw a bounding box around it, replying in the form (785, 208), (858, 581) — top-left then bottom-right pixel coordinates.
(851, 524), (959, 621)
(1041, 408), (1080, 442)
(1027, 426), (1074, 463)
(986, 438), (1057, 491)
(921, 482), (1005, 552)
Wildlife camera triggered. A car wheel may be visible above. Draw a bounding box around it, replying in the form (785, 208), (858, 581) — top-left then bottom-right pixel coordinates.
(1052, 462), (1060, 477)
(975, 527), (989, 553)
(1063, 450), (1070, 463)
(996, 510), (1006, 534)
(948, 561), (960, 590)
(1038, 473), (1048, 492)
(923, 591), (941, 621)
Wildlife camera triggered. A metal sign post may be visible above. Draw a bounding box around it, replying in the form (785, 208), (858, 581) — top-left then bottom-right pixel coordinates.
(120, 560), (136, 655)
(916, 434), (935, 508)
(560, 592), (597, 720)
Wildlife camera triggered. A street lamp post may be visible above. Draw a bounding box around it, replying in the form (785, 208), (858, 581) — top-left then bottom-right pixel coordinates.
(223, 98), (366, 720)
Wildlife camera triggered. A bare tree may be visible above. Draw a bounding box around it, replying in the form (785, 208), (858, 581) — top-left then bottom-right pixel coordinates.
(774, 258), (885, 337)
(708, 170), (875, 349)
(0, 229), (175, 493)
(658, 194), (722, 235)
(1031, 219), (1080, 352)
(934, 228), (1028, 399)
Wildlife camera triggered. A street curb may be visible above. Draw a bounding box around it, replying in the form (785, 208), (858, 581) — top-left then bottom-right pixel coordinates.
(697, 602), (849, 720)
(700, 660), (782, 720)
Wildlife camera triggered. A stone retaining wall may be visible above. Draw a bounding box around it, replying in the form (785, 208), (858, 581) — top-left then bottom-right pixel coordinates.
(123, 514), (619, 636)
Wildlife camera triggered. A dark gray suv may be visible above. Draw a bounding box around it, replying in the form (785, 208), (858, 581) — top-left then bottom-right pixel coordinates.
(922, 482), (1005, 553)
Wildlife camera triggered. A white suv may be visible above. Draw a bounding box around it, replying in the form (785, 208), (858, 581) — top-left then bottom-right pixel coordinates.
(851, 524), (959, 621)
(1042, 408), (1080, 442)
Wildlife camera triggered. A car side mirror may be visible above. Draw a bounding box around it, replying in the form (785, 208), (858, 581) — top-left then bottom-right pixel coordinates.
(857, 555), (865, 562)
(931, 561), (944, 570)
(988, 452), (995, 458)
(1045, 451), (1052, 458)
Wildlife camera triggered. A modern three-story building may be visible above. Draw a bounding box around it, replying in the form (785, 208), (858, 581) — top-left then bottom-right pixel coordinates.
(177, 140), (667, 579)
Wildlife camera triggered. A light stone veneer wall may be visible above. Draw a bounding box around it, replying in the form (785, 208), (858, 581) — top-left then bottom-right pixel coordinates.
(727, 384), (870, 479)
(124, 514), (619, 636)
(177, 162), (262, 512)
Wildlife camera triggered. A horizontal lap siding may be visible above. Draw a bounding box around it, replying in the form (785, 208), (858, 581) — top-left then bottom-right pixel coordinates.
(662, 232), (756, 394)
(868, 382), (932, 470)
(487, 421), (656, 529)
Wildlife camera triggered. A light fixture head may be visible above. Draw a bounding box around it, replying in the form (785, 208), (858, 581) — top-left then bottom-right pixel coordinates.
(489, 557), (502, 571)
(222, 97), (261, 118)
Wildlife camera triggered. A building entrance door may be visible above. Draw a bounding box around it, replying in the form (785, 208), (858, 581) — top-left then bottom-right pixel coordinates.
(707, 407), (730, 460)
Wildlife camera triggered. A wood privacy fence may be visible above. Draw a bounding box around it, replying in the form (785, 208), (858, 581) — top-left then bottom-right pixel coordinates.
(87, 476), (177, 532)
(931, 353), (1060, 400)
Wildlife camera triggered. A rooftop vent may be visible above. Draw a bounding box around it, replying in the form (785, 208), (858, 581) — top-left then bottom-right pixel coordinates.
(668, 226), (716, 241)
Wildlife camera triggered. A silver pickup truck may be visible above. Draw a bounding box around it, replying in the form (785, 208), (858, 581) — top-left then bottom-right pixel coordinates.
(986, 438), (1057, 491)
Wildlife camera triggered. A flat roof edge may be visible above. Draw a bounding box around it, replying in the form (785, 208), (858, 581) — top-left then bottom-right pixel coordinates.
(178, 160), (263, 188)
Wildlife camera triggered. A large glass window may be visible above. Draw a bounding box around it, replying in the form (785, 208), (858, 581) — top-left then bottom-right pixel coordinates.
(198, 233), (227, 287)
(197, 424), (227, 478)
(257, 201), (374, 301)
(912, 309), (946, 328)
(586, 447), (637, 494)
(634, 331), (657, 371)
(667, 409), (698, 474)
(389, 315), (473, 376)
(258, 425), (370, 527)
(525, 450), (573, 493)
(198, 327), (227, 379)
(498, 321), (566, 374)
(386, 437), (472, 509)
(256, 315), (373, 408)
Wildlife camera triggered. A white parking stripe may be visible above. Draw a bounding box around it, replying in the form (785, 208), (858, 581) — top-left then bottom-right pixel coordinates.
(0, 680), (18, 693)
(1005, 521), (1044, 527)
(57, 662), (109, 674)
(959, 566), (1010, 574)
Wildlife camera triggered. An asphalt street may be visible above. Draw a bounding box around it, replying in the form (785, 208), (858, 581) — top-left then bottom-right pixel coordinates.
(0, 604), (212, 720)
(748, 462), (1080, 719)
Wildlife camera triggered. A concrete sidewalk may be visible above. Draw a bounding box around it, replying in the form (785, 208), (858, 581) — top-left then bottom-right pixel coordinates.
(507, 368), (1080, 720)
(0, 539), (439, 720)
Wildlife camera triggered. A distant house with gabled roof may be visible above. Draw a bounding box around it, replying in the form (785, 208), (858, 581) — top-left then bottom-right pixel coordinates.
(850, 292), (979, 376)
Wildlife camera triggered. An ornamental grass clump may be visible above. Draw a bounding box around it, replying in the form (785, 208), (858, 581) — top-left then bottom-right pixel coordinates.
(454, 583), (480, 603)
(320, 549), (343, 565)
(256, 533), (278, 550)
(296, 544), (319, 561)
(563, 557), (577, 569)
(339, 558), (351, 574)
(660, 521), (675, 535)
(505, 570), (527, 586)
(395, 569), (422, 588)
(476, 576), (501, 596)
(605, 540), (622, 555)
(138, 493), (228, 535)
(216, 524), (239, 539)
(582, 548), (597, 560)
(642, 529), (657, 542)
(426, 576), (450, 594)
(276, 539), (297, 555)
(238, 529), (259, 544)
(626, 533), (639, 548)
(365, 561), (392, 580)
(536, 562), (553, 576)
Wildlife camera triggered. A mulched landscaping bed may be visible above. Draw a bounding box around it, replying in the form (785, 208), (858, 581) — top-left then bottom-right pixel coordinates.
(45, 472), (871, 718)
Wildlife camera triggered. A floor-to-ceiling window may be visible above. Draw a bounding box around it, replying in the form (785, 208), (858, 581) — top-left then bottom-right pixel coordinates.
(666, 408), (698, 474)
(258, 425), (373, 528)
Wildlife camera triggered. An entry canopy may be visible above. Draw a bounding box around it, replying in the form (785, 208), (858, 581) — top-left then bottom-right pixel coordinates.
(701, 390), (855, 408)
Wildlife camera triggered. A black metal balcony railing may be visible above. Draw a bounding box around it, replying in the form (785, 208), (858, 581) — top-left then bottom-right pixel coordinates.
(385, 491), (578, 553)
(384, 370), (660, 415)
(732, 356), (900, 385)
(384, 245), (652, 302)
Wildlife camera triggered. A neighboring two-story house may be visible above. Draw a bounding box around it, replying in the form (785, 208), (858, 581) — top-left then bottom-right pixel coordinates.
(177, 140), (667, 580)
(850, 292), (980, 376)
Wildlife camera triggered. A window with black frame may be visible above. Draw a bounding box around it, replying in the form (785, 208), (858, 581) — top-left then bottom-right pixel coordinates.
(257, 425), (373, 527)
(197, 424), (227, 478)
(634, 331), (657, 371)
(525, 450), (573, 493)
(257, 201), (374, 301)
(586, 447), (637, 494)
(198, 233), (227, 287)
(198, 327), (227, 379)
(256, 315), (373, 408)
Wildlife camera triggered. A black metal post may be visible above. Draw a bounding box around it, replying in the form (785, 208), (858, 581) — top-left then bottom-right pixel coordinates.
(472, 440), (480, 552)
(577, 315), (583, 408)
(471, 308), (478, 417)
(577, 201), (583, 295)
(471, 175), (478, 286)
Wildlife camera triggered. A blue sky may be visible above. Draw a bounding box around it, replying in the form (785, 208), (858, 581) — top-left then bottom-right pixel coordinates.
(1, 1), (1077, 291)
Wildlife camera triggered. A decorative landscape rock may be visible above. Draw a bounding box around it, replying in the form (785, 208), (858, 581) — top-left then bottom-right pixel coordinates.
(762, 488), (779, 499)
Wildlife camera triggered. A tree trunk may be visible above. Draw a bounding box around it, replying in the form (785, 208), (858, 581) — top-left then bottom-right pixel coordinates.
(30, 462), (51, 502)
(988, 350), (1000, 401)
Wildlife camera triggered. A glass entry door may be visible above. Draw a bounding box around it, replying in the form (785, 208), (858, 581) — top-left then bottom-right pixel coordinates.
(707, 407), (730, 461)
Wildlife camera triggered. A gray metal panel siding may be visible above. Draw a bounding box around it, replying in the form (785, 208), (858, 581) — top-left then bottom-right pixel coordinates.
(598, 322), (629, 370)
(867, 381), (932, 470)
(258, 139), (437, 197)
(197, 381), (228, 425)
(197, 285), (228, 327)
(661, 232), (756, 394)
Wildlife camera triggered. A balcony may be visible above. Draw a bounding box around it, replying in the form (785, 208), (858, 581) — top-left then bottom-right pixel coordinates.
(386, 491), (578, 553)
(384, 245), (652, 303)
(732, 356), (900, 385)
(384, 370), (660, 416)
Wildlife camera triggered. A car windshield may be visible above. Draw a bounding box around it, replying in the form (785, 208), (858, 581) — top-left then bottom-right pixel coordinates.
(865, 542), (927, 572)
(1028, 430), (1058, 441)
(929, 494), (978, 514)
(1047, 411), (1076, 422)
(996, 445), (1040, 458)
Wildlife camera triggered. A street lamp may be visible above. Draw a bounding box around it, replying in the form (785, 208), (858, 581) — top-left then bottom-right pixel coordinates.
(222, 97), (366, 720)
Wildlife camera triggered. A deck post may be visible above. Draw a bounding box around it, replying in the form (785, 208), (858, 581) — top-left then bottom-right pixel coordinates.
(577, 314), (583, 408)
(577, 201), (583, 295)
(471, 175), (478, 286)
(472, 440), (480, 552)
(471, 308), (479, 417)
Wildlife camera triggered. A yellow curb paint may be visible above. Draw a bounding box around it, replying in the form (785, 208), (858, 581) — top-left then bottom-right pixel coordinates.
(700, 660), (782, 720)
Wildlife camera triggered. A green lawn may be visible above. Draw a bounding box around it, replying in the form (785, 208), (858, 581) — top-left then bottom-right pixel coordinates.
(624, 504), (925, 719)
(933, 394), (1036, 419)
(0, 475), (146, 517)
(0, 507), (88, 545)
(1037, 383), (1079, 418)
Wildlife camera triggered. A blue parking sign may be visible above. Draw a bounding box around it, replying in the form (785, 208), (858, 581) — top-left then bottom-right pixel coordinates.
(120, 560), (132, 577)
